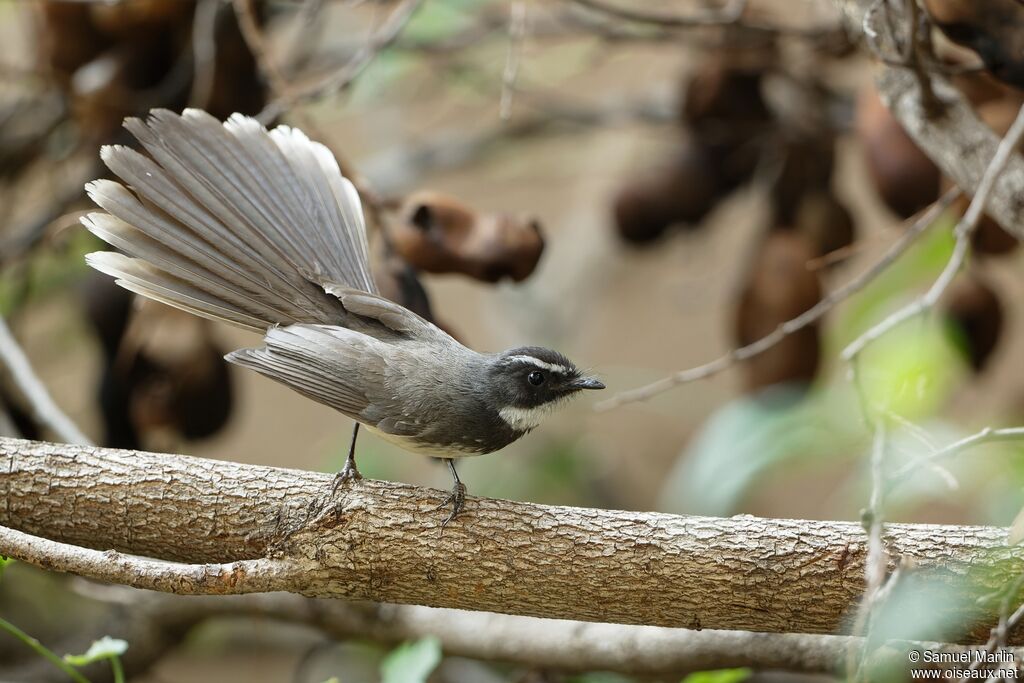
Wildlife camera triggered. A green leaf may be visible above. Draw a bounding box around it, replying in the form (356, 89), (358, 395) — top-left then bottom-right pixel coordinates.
(0, 555), (13, 581)
(681, 669), (751, 683)
(64, 636), (129, 666)
(380, 637), (442, 683)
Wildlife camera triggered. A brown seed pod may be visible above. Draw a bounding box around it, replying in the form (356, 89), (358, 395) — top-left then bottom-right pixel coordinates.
(613, 140), (725, 244)
(791, 191), (856, 260)
(389, 191), (544, 283)
(951, 68), (1020, 106)
(734, 232), (822, 392)
(924, 0), (1024, 89)
(36, 3), (107, 87)
(856, 86), (942, 219)
(372, 244), (435, 322)
(942, 272), (1004, 372)
(679, 57), (772, 130)
(81, 274), (233, 448)
(771, 133), (837, 225)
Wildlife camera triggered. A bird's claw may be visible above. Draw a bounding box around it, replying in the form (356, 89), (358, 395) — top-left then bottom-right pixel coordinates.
(436, 481), (467, 530)
(330, 459), (362, 496)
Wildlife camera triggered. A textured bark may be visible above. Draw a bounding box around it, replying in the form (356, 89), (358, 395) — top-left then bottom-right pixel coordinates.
(2, 437), (1024, 642)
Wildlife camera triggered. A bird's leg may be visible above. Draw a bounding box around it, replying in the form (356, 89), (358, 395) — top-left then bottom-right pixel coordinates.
(436, 458), (467, 529)
(331, 423), (362, 496)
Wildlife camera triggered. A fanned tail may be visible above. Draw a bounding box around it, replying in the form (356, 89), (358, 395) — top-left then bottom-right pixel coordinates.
(83, 108), (375, 333)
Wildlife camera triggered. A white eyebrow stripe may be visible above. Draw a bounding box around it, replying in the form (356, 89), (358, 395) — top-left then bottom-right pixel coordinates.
(506, 355), (570, 374)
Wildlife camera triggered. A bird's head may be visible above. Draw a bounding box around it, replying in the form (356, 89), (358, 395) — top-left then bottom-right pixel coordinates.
(487, 347), (604, 431)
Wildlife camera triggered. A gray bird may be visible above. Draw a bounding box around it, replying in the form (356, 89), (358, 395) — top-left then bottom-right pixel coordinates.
(82, 109), (604, 525)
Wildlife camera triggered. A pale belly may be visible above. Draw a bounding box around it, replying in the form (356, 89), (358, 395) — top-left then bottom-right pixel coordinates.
(363, 425), (491, 458)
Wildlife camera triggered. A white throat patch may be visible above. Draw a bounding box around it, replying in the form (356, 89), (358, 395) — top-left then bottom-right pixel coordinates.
(499, 402), (559, 431)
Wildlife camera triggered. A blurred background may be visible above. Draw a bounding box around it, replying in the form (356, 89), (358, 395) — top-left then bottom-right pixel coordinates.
(1, 0), (1024, 681)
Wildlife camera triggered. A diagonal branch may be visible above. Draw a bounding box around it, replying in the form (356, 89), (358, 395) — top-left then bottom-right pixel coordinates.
(0, 317), (91, 445)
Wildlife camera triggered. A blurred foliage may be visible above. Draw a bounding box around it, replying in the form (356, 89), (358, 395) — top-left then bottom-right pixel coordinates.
(0, 230), (96, 316)
(680, 669), (751, 683)
(567, 673), (632, 683)
(660, 383), (864, 516)
(380, 636), (442, 683)
(857, 320), (965, 420)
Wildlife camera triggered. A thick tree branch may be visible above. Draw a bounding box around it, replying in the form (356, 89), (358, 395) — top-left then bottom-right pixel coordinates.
(3, 438), (1024, 642)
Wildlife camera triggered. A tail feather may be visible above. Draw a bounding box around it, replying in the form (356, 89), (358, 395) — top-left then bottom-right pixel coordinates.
(86, 251), (271, 331)
(84, 108), (375, 331)
(83, 182), (306, 323)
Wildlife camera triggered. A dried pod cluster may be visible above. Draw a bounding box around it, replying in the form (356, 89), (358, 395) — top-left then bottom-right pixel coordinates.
(610, 48), (852, 393)
(613, 55), (772, 244)
(855, 70), (1017, 375)
(857, 76), (1022, 256)
(37, 0), (266, 142)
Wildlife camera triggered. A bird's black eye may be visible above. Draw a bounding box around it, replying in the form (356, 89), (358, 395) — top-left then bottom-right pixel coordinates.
(527, 370), (545, 386)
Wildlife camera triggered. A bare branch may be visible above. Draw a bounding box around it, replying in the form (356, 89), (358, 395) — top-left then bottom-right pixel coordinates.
(14, 587), (1023, 683)
(0, 318), (91, 445)
(596, 190), (957, 411)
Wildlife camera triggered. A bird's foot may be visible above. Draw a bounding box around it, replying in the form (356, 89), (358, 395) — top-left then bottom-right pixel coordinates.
(436, 481), (467, 530)
(330, 458), (362, 497)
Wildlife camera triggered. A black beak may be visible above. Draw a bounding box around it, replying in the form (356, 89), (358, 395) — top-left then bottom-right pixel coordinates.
(572, 376), (605, 390)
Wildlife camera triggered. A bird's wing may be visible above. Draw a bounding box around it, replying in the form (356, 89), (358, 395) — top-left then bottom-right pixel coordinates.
(315, 280), (453, 342)
(84, 109), (375, 332)
(226, 324), (423, 437)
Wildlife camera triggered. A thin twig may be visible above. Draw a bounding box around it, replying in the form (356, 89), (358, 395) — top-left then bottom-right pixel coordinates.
(257, 0), (424, 123)
(841, 102), (1024, 361)
(0, 616), (90, 683)
(500, 0), (529, 121)
(596, 190), (958, 411)
(846, 419), (890, 681)
(887, 427), (1024, 490)
(188, 0), (221, 108)
(0, 317), (91, 445)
